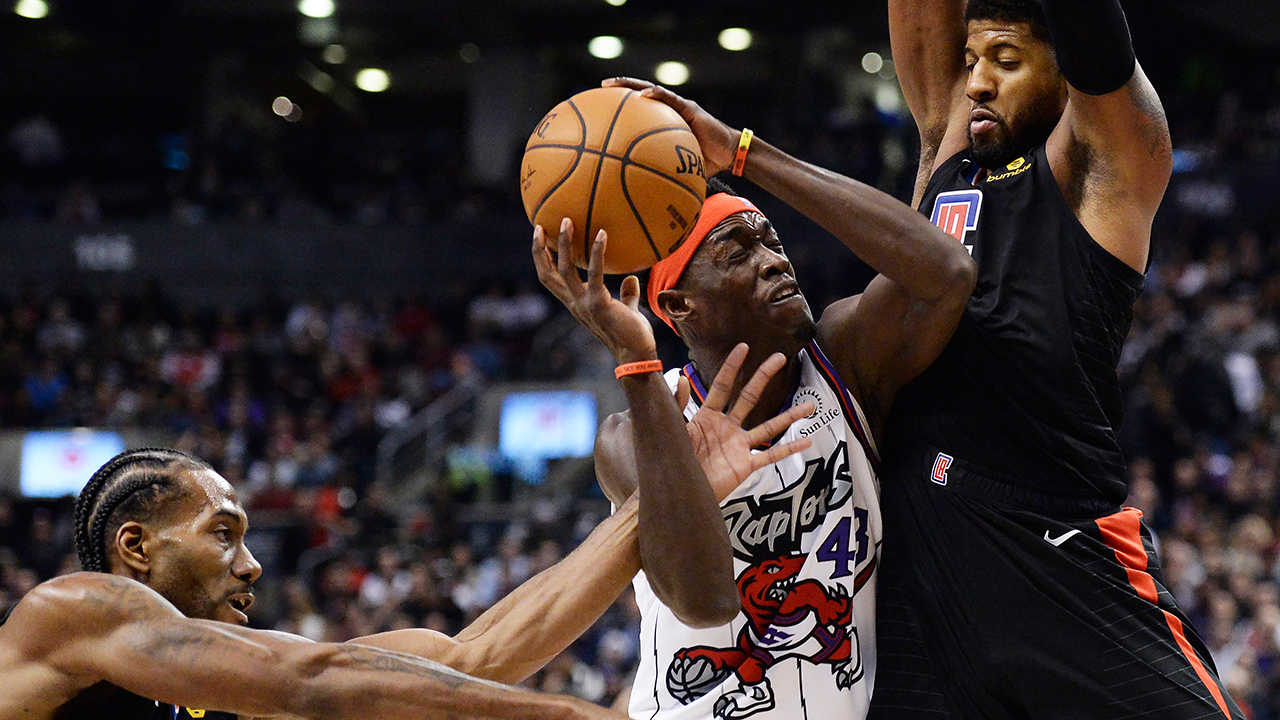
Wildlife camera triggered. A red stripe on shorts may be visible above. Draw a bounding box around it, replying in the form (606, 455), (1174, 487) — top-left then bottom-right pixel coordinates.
(1095, 508), (1232, 719)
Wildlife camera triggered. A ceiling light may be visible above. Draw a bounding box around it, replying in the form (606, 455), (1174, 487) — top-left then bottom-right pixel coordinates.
(588, 36), (623, 60)
(861, 52), (884, 74)
(272, 97), (294, 117)
(655, 62), (690, 86)
(306, 70), (335, 93)
(322, 44), (346, 64)
(718, 28), (752, 51)
(14, 0), (48, 18)
(298, 0), (334, 19)
(604, 0), (626, 6)
(355, 68), (390, 93)
(875, 83), (903, 114)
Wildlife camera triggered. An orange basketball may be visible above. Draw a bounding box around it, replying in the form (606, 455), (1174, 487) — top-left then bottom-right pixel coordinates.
(520, 87), (707, 274)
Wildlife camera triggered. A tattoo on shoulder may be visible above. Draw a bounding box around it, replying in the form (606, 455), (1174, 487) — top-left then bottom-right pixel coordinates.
(79, 575), (169, 620)
(131, 622), (222, 669)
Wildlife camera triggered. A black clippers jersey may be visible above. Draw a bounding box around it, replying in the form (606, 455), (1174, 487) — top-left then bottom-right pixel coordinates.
(885, 145), (1145, 507)
(0, 602), (236, 720)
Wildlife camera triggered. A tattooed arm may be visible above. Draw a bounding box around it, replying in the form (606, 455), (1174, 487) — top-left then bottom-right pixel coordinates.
(0, 573), (621, 720)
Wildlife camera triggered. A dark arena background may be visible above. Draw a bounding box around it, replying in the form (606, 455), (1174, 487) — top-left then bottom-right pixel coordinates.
(2, 0), (1280, 713)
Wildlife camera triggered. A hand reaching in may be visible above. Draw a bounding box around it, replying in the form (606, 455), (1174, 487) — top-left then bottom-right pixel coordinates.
(674, 343), (814, 501)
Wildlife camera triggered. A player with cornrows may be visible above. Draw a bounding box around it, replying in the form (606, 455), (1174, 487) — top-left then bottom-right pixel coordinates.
(0, 388), (808, 720)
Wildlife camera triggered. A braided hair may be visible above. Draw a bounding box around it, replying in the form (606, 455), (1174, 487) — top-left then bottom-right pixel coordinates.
(73, 448), (209, 573)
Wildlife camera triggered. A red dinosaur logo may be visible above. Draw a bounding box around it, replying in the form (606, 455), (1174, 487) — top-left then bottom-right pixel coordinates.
(665, 554), (863, 719)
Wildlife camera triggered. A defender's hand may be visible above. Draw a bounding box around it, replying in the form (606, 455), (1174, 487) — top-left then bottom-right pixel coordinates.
(603, 77), (739, 178)
(533, 218), (657, 365)
(674, 343), (814, 501)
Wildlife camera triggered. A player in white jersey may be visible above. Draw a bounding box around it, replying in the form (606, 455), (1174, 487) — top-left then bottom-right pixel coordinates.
(580, 78), (978, 720)
(627, 344), (882, 720)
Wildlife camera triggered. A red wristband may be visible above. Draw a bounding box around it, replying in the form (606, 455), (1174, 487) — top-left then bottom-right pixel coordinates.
(615, 360), (664, 379)
(731, 128), (754, 176)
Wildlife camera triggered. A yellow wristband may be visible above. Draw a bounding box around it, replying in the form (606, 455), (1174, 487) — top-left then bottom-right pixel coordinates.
(731, 128), (754, 176)
(615, 360), (664, 379)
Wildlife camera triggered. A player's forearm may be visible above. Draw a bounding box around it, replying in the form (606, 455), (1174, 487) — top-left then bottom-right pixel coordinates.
(1041, 0), (1135, 96)
(888, 0), (967, 133)
(743, 138), (975, 303)
(103, 612), (577, 720)
(295, 643), (587, 720)
(448, 496), (641, 683)
(622, 371), (739, 628)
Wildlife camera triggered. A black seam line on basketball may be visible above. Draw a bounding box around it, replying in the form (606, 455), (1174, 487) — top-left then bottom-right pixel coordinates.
(620, 126), (706, 198)
(583, 90), (634, 263)
(522, 125), (689, 155)
(527, 145), (702, 205)
(528, 127), (704, 200)
(617, 156), (665, 262)
(532, 99), (589, 224)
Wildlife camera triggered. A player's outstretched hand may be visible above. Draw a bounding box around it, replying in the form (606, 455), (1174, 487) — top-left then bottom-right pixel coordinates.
(603, 77), (739, 178)
(533, 217), (657, 364)
(674, 343), (814, 501)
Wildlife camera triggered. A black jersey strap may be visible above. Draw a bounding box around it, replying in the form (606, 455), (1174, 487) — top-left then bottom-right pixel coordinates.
(0, 602), (13, 626)
(1042, 0), (1136, 96)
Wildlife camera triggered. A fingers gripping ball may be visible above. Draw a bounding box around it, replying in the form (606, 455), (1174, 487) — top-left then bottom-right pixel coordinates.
(521, 87), (707, 274)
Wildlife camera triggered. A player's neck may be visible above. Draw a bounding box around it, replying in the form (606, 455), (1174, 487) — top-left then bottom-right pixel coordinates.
(689, 344), (803, 431)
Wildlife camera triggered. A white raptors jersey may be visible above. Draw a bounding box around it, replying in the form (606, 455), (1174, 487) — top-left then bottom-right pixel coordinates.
(628, 341), (882, 720)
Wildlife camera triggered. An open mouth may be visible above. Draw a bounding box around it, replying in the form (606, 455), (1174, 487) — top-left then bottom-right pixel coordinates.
(227, 593), (255, 614)
(769, 282), (801, 304)
(766, 576), (797, 603)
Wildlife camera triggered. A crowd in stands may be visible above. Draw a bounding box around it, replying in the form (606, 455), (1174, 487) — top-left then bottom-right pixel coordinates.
(0, 282), (639, 705)
(3, 24), (1280, 715)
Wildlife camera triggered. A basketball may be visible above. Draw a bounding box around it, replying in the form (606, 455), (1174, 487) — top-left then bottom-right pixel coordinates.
(520, 86), (707, 274)
(665, 653), (732, 704)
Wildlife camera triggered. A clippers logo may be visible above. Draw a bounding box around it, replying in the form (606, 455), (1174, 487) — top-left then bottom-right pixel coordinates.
(930, 190), (983, 252)
(931, 453), (953, 486)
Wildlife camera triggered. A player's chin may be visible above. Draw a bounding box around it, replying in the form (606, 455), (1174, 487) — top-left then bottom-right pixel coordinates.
(765, 295), (815, 335)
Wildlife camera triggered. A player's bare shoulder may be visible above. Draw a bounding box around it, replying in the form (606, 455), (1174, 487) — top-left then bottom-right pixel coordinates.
(2, 574), (174, 673)
(0, 574), (184, 720)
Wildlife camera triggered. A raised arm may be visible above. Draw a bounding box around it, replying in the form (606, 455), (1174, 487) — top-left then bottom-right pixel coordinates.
(353, 495), (641, 685)
(745, 140), (975, 436)
(356, 350), (813, 681)
(603, 79), (976, 436)
(1044, 0), (1171, 272)
(888, 0), (971, 204)
(531, 220), (737, 628)
(6, 573), (614, 720)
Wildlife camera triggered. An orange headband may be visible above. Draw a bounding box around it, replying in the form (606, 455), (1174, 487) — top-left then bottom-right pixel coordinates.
(647, 193), (762, 333)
